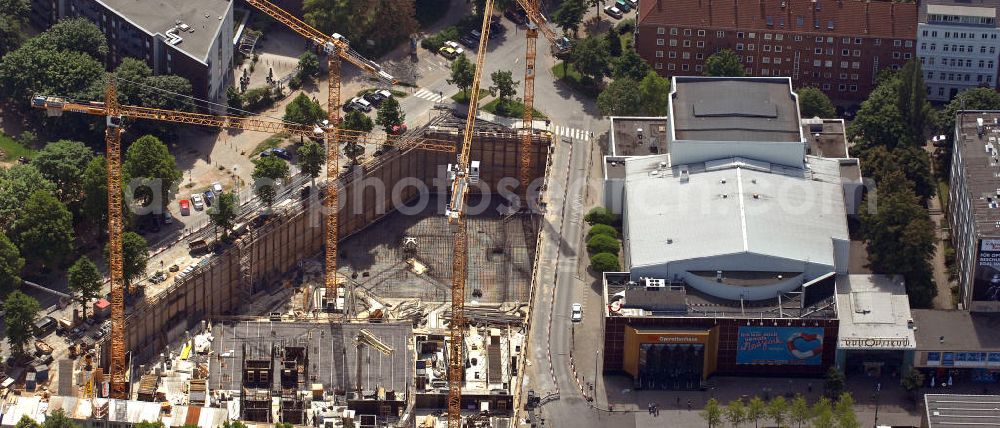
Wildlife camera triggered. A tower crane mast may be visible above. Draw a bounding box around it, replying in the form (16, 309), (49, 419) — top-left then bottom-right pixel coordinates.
(104, 76), (128, 399)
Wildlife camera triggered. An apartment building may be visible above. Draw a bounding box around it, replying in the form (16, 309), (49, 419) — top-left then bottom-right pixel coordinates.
(29, 0), (234, 104)
(634, 0), (918, 101)
(918, 0), (1000, 102)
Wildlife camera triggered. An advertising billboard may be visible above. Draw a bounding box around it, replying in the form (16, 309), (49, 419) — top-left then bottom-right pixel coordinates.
(973, 239), (1000, 302)
(737, 327), (824, 365)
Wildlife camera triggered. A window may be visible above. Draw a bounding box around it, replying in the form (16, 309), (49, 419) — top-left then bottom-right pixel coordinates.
(851, 61), (860, 69)
(737, 43), (745, 50)
(842, 49), (850, 56)
(967, 59), (972, 67)
(815, 47), (823, 54)
(657, 27), (665, 35)
(764, 33), (772, 40)
(851, 73), (858, 80)
(764, 45), (771, 52)
(825, 60), (833, 67)
(875, 38), (882, 46)
(842, 37), (851, 44)
(794, 35), (803, 41)
(697, 41), (705, 48)
(923, 30), (928, 37)
(983, 46), (988, 53)
(749, 32), (756, 39)
(776, 34), (784, 41)
(775, 46), (783, 53)
(931, 43), (936, 51)
(670, 39), (678, 46)
(849, 84), (858, 92)
(960, 45), (966, 52)
(929, 57), (935, 65)
(813, 59), (821, 66)
(945, 32), (951, 38)
(840, 61), (848, 68)
(991, 60), (995, 69)
(920, 43), (927, 50)
(656, 50), (664, 58)
(738, 32), (745, 38)
(839, 73), (847, 79)
(748, 44), (755, 51)
(667, 63), (675, 70)
(853, 49), (861, 57)
(761, 68), (769, 75)
(932, 31), (937, 37)
(746, 67), (752, 75)
(671, 28), (679, 35)
(980, 60), (986, 68)
(979, 74), (984, 82)
(904, 53), (912, 59)
(894, 39), (902, 47)
(682, 64), (689, 71)
(966, 74), (972, 81)
(717, 31), (725, 38)
(838, 84), (847, 91)
(695, 65), (703, 72)
(683, 40), (691, 47)
(655, 62), (663, 69)
(762, 57), (771, 64)
(773, 57), (781, 64)
(815, 36), (824, 43)
(893, 51), (901, 59)
(698, 30), (706, 37)
(669, 51), (677, 58)
(855, 37), (863, 44)
(682, 52), (690, 59)
(657, 38), (665, 46)
(826, 48), (834, 55)
(991, 46), (996, 54)
(939, 87), (945, 96)
(827, 37), (834, 43)
(746, 55), (754, 63)
(905, 40), (913, 47)
(696, 53), (704, 59)
(928, 71), (934, 79)
(684, 28), (692, 36)
(822, 83), (831, 90)
(944, 44), (950, 52)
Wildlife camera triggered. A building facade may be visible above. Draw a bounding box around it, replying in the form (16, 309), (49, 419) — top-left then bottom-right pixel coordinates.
(29, 0), (234, 103)
(918, 1), (1000, 102)
(949, 112), (1000, 312)
(634, 0), (917, 101)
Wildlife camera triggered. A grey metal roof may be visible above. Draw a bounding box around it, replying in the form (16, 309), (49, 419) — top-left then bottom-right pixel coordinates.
(622, 154), (848, 270)
(670, 77), (803, 143)
(208, 321), (411, 395)
(911, 309), (1000, 351)
(953, 113), (1000, 240)
(98, 0), (232, 63)
(925, 394), (1000, 427)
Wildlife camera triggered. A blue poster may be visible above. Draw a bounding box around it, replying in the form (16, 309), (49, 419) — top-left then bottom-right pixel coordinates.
(943, 352), (955, 366)
(989, 353), (1000, 363)
(736, 327), (824, 365)
(928, 352), (941, 363)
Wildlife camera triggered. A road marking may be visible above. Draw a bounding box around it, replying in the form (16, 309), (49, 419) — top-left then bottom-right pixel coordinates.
(552, 125), (591, 141)
(413, 88), (445, 102)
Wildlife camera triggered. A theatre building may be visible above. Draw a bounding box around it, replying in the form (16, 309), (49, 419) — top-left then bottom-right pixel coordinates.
(834, 275), (916, 377)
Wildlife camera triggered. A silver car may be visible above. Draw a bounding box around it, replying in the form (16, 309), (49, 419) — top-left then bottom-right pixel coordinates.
(571, 303), (582, 322)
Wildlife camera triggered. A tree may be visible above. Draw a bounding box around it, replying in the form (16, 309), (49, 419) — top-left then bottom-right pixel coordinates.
(4, 290), (40, 356)
(606, 26), (622, 57)
(811, 397), (835, 428)
(14, 415), (40, 428)
(796, 87), (836, 118)
(860, 145), (934, 205)
(613, 48), (651, 81)
(375, 96), (406, 135)
(701, 398), (723, 428)
(0, 165), (57, 231)
(637, 71), (671, 116)
(847, 77), (910, 150)
(31, 140), (94, 204)
(122, 135), (182, 213)
(42, 410), (79, 428)
(570, 36), (611, 83)
(489, 70), (519, 111)
(252, 156), (290, 207)
(766, 396), (788, 428)
(584, 207), (617, 225)
(586, 234), (620, 255)
(824, 367), (846, 398)
(590, 252), (620, 272)
(81, 156), (109, 233)
(297, 140), (325, 187)
(303, 0), (417, 55)
(133, 422), (164, 428)
(12, 190), (74, 269)
(897, 60), (929, 144)
(109, 58), (194, 111)
(746, 396), (766, 428)
(227, 86), (244, 111)
(67, 256), (101, 319)
(0, 18), (107, 101)
(297, 51), (320, 81)
(901, 367), (925, 399)
(17, 131), (36, 147)
(704, 49), (744, 77)
(833, 393), (859, 428)
(587, 224), (619, 240)
(284, 93), (327, 125)
(789, 395), (810, 428)
(552, 0), (587, 37)
(597, 77), (643, 116)
(209, 192), (239, 239)
(342, 110), (374, 165)
(935, 87), (1000, 177)
(725, 400), (747, 428)
(447, 55), (475, 96)
(0, 0), (30, 55)
(107, 232), (149, 292)
(0, 233), (23, 297)
(222, 421), (248, 428)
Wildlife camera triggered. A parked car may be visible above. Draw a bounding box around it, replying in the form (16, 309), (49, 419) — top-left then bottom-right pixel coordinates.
(179, 199), (190, 216)
(363, 89), (392, 107)
(604, 5), (623, 19)
(489, 21), (505, 36)
(439, 45), (459, 59)
(553, 36), (572, 54)
(271, 148), (292, 160)
(615, 0), (631, 12)
(444, 40), (465, 56)
(212, 182), (224, 194)
(203, 189), (215, 206)
(349, 96), (372, 112)
(390, 123), (408, 135)
(162, 211), (173, 224)
(571, 303), (582, 322)
(191, 193), (205, 210)
(505, 8), (528, 25)
(459, 34), (479, 48)
(627, 0), (638, 7)
(34, 317), (57, 337)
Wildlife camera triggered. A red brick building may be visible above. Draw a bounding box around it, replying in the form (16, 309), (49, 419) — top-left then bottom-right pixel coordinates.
(634, 0), (918, 101)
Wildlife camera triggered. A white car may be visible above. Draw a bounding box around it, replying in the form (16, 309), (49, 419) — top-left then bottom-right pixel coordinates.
(212, 182), (223, 194)
(444, 40), (465, 56)
(191, 193), (205, 210)
(571, 303), (582, 322)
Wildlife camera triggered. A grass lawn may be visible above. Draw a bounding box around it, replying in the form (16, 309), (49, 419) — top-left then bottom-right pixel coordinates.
(0, 132), (35, 162)
(250, 133), (288, 157)
(482, 98), (547, 120)
(552, 62), (583, 83)
(938, 180), (950, 209)
(450, 89), (490, 104)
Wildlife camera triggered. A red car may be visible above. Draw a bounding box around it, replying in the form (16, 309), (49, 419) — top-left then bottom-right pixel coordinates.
(390, 124), (408, 135)
(179, 199), (190, 216)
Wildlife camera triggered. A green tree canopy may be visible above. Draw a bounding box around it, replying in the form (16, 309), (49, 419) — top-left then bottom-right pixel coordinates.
(597, 77), (643, 116)
(284, 93), (327, 125)
(0, 165), (57, 232)
(860, 145), (935, 205)
(589, 252), (619, 272)
(796, 86), (836, 118)
(612, 47), (651, 81)
(67, 256), (102, 318)
(834, 393), (860, 428)
(724, 400), (747, 428)
(252, 156), (290, 206)
(42, 410), (79, 428)
(812, 397), (835, 428)
(0, 233), (24, 297)
(901, 367), (926, 393)
(102, 58), (195, 111)
(12, 190), (74, 268)
(375, 96), (406, 135)
(700, 398), (723, 428)
(637, 71), (671, 116)
(552, 0), (587, 37)
(14, 415), (40, 428)
(586, 234), (620, 255)
(747, 396), (766, 428)
(37, 18), (108, 61)
(122, 135), (182, 212)
(297, 140), (325, 187)
(766, 396), (788, 428)
(32, 140), (94, 204)
(606, 27), (622, 57)
(824, 367), (846, 398)
(81, 156), (109, 232)
(489, 70), (519, 106)
(896, 60), (929, 144)
(133, 422), (165, 428)
(297, 51), (320, 81)
(847, 76), (910, 150)
(341, 110), (374, 133)
(704, 49), (744, 77)
(570, 36), (611, 83)
(105, 231), (148, 291)
(303, 0), (417, 55)
(209, 191), (239, 238)
(789, 394), (810, 428)
(0, 18), (107, 101)
(584, 207), (617, 225)
(0, 0), (30, 55)
(5, 290), (40, 355)
(447, 55), (475, 96)
(586, 224), (619, 240)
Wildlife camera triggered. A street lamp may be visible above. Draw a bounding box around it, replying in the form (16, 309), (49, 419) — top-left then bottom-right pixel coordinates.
(873, 382), (882, 428)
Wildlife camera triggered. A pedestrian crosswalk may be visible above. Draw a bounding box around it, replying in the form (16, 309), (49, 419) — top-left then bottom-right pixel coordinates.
(551, 125), (591, 141)
(413, 88), (446, 102)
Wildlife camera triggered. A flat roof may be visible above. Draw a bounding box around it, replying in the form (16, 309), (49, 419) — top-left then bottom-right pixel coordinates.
(928, 4), (996, 18)
(208, 321), (411, 394)
(953, 112), (1000, 236)
(670, 77), (804, 143)
(835, 274), (916, 350)
(609, 117), (670, 157)
(911, 309), (1000, 351)
(925, 394), (1000, 428)
(98, 0), (232, 63)
(623, 154), (849, 270)
(801, 118), (850, 159)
